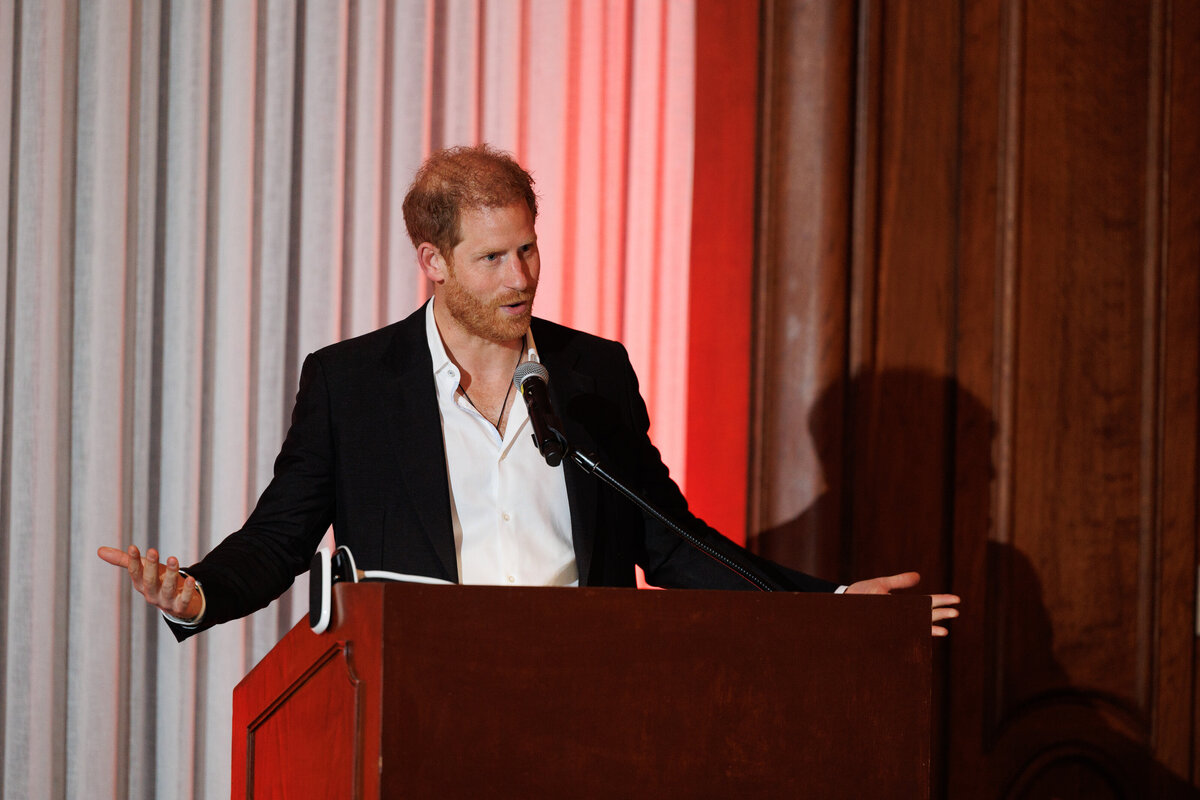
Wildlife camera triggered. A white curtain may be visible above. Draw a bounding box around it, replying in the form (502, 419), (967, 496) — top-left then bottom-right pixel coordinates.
(0, 0), (694, 797)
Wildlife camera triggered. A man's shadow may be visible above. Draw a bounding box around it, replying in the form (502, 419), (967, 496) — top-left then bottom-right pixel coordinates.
(752, 369), (1198, 799)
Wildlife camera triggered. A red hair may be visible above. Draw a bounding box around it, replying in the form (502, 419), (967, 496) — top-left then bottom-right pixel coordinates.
(402, 144), (538, 256)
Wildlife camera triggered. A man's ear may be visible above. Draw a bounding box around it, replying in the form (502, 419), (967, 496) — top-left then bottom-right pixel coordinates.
(417, 242), (449, 284)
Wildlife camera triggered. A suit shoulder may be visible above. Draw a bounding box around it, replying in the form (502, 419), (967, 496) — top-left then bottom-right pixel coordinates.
(313, 323), (399, 361)
(530, 317), (628, 359)
(308, 305), (424, 370)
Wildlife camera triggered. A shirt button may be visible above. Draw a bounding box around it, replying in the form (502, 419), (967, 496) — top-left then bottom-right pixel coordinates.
(502, 512), (511, 522)
(506, 575), (515, 583)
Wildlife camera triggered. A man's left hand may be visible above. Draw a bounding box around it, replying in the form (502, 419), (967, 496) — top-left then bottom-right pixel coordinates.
(844, 571), (960, 637)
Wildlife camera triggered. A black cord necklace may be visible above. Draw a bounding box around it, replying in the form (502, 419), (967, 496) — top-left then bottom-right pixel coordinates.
(458, 348), (523, 434)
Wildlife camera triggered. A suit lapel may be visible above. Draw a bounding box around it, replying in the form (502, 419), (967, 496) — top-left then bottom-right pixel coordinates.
(381, 305), (459, 582)
(377, 313), (602, 586)
(534, 320), (600, 586)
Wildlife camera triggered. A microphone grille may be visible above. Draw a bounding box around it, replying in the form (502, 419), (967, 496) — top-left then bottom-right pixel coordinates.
(513, 360), (549, 389)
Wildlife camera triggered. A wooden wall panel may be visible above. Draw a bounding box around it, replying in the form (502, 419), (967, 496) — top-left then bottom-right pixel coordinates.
(751, 0), (855, 580)
(845, 4), (963, 792)
(846, 0), (961, 591)
(964, 2), (1199, 796)
(753, 1), (1200, 797)
(1004, 0), (1153, 734)
(1167, 2), (1200, 781)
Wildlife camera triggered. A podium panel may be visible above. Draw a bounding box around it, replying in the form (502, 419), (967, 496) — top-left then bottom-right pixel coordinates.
(233, 584), (931, 798)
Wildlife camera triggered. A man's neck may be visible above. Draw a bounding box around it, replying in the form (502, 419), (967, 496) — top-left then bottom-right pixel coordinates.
(432, 298), (526, 386)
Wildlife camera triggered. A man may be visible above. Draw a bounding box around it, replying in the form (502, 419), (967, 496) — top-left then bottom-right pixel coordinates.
(99, 144), (959, 637)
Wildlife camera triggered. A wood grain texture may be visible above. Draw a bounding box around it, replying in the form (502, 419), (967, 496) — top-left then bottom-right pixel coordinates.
(750, 0), (856, 580)
(247, 645), (360, 799)
(1005, 0), (1153, 727)
(752, 0), (1200, 797)
(232, 590), (386, 800)
(235, 584), (932, 798)
(847, 0), (961, 589)
(1163, 0), (1200, 784)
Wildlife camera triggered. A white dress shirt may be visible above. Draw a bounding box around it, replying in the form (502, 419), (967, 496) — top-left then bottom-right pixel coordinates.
(425, 300), (578, 586)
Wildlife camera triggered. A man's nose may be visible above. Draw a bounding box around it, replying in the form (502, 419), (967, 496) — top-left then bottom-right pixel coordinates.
(507, 253), (531, 288)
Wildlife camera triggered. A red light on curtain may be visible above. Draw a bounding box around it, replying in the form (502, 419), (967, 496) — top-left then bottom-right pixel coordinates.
(685, 0), (758, 545)
(408, 0), (751, 545)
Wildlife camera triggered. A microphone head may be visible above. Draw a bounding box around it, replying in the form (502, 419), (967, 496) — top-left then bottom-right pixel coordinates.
(513, 360), (549, 391)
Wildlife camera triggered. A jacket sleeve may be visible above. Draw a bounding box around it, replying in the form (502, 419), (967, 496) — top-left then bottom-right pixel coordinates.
(167, 353), (337, 641)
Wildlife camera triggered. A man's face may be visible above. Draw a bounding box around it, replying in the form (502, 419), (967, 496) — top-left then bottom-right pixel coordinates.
(439, 202), (540, 344)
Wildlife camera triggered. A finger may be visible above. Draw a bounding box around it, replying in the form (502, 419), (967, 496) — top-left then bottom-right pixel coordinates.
(175, 575), (196, 616)
(126, 545), (144, 585)
(932, 607), (959, 623)
(932, 626), (949, 637)
(160, 557), (180, 603)
(930, 594), (961, 609)
(97, 546), (131, 568)
(879, 571), (921, 591)
(845, 578), (890, 595)
(143, 549), (161, 595)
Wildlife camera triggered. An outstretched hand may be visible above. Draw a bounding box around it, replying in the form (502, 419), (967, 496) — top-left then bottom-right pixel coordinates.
(97, 545), (203, 622)
(844, 571), (960, 637)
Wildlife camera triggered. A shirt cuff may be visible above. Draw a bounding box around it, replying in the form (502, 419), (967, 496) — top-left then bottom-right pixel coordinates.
(835, 584), (848, 594)
(161, 570), (206, 627)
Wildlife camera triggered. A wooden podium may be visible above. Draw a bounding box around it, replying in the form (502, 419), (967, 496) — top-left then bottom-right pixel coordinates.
(232, 583), (931, 798)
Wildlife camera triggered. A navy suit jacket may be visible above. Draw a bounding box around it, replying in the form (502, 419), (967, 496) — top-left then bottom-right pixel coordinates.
(174, 304), (835, 639)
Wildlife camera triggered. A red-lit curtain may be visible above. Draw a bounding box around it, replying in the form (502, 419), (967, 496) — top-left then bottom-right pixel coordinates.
(416, 0), (698, 487)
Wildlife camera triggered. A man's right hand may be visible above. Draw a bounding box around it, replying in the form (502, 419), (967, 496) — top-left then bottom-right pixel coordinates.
(97, 545), (203, 623)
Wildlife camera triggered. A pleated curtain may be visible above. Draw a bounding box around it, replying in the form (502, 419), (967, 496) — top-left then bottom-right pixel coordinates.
(0, 1), (695, 797)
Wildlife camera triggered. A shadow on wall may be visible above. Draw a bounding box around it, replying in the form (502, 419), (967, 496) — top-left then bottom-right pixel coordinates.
(752, 369), (1199, 800)
(986, 541), (1199, 800)
(755, 368), (980, 587)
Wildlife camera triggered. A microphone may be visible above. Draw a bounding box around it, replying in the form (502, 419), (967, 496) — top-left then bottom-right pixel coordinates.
(513, 361), (567, 467)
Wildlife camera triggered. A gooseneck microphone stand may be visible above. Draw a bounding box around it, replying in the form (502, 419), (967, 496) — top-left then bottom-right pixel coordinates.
(541, 427), (787, 592)
(568, 449), (784, 591)
(515, 360), (786, 592)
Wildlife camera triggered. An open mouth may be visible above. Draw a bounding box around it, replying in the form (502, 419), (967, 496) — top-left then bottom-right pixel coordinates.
(498, 296), (532, 314)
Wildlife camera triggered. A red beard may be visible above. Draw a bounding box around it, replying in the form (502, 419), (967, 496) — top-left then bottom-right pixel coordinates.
(440, 273), (536, 343)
